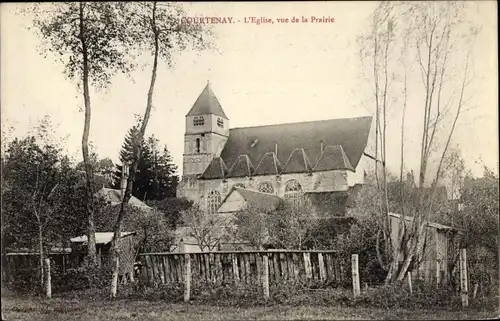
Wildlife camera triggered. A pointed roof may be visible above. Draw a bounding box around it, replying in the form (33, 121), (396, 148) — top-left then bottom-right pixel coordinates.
(218, 187), (283, 213)
(186, 82), (228, 119)
(95, 188), (151, 209)
(313, 145), (354, 172)
(281, 148), (313, 174)
(253, 152), (282, 176)
(227, 154), (255, 178)
(200, 157), (228, 179)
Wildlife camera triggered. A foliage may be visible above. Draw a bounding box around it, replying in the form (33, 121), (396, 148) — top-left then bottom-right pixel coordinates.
(95, 204), (175, 253)
(30, 3), (137, 88)
(2, 135), (87, 252)
(267, 199), (319, 250)
(181, 204), (232, 252)
(448, 166), (499, 294)
(76, 152), (115, 179)
(53, 260), (112, 292)
(114, 127), (179, 201)
(233, 197), (321, 250)
(146, 197), (193, 228)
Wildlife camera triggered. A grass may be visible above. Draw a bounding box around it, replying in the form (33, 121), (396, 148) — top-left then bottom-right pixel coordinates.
(2, 292), (498, 321)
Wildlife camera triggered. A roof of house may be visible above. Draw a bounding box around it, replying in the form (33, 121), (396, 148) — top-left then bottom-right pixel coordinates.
(96, 188), (151, 209)
(388, 212), (463, 232)
(70, 232), (136, 245)
(208, 116), (371, 179)
(186, 82), (228, 119)
(218, 187), (283, 213)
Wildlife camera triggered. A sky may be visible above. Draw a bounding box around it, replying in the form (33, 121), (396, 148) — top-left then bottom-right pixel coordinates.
(1, 1), (498, 180)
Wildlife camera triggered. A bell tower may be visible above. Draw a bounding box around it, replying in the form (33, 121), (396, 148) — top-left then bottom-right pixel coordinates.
(180, 82), (229, 197)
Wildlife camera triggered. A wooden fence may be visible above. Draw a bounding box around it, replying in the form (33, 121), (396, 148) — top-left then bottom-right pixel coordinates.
(2, 252), (84, 283)
(137, 250), (351, 300)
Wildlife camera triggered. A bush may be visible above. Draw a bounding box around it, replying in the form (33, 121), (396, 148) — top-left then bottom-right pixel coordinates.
(4, 268), (41, 294)
(53, 260), (112, 292)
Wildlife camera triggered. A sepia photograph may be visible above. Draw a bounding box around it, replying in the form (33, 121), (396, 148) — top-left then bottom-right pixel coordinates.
(1, 1), (498, 320)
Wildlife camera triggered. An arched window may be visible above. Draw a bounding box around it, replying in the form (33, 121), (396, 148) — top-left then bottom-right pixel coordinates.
(258, 181), (274, 194)
(284, 179), (302, 209)
(207, 190), (221, 214)
(196, 138), (201, 153)
(233, 183), (245, 189)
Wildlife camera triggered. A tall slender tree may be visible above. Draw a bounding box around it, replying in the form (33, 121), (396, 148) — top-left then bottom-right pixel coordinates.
(30, 3), (137, 264)
(109, 1), (215, 297)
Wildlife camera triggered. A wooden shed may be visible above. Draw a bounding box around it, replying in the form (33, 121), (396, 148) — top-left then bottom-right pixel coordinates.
(70, 232), (138, 278)
(389, 212), (463, 285)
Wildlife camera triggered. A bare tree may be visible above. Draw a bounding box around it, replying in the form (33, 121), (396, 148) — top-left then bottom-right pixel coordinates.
(181, 204), (231, 252)
(358, 1), (478, 283)
(109, 1), (215, 297)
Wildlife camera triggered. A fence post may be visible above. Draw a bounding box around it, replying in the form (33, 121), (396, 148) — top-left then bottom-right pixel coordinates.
(407, 271), (413, 295)
(318, 253), (326, 281)
(460, 248), (468, 308)
(303, 253), (312, 279)
(184, 254), (191, 302)
(44, 258), (51, 299)
(351, 254), (360, 297)
(473, 283), (478, 299)
(110, 256), (119, 299)
(262, 254), (270, 300)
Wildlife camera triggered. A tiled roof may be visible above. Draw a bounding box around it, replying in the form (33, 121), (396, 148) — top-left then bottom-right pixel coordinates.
(96, 188), (151, 209)
(218, 116), (372, 176)
(253, 152), (282, 176)
(219, 187), (283, 212)
(313, 145), (354, 172)
(186, 83), (228, 119)
(199, 157), (228, 179)
(281, 148), (313, 174)
(227, 154), (255, 178)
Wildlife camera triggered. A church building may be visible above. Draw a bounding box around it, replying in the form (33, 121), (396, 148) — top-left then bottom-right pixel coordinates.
(176, 82), (373, 217)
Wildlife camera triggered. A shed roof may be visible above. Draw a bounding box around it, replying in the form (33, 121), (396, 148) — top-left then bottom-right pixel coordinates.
(388, 212), (463, 232)
(70, 232), (136, 245)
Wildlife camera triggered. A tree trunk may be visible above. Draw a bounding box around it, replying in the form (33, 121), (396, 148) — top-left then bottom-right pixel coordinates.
(110, 1), (159, 298)
(38, 225), (44, 288)
(79, 1), (97, 265)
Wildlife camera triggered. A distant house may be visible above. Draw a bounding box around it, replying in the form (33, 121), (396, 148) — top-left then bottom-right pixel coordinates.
(96, 187), (152, 210)
(174, 186), (359, 252)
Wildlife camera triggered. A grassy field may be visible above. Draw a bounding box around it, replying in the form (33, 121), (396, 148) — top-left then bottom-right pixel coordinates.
(2, 294), (498, 321)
